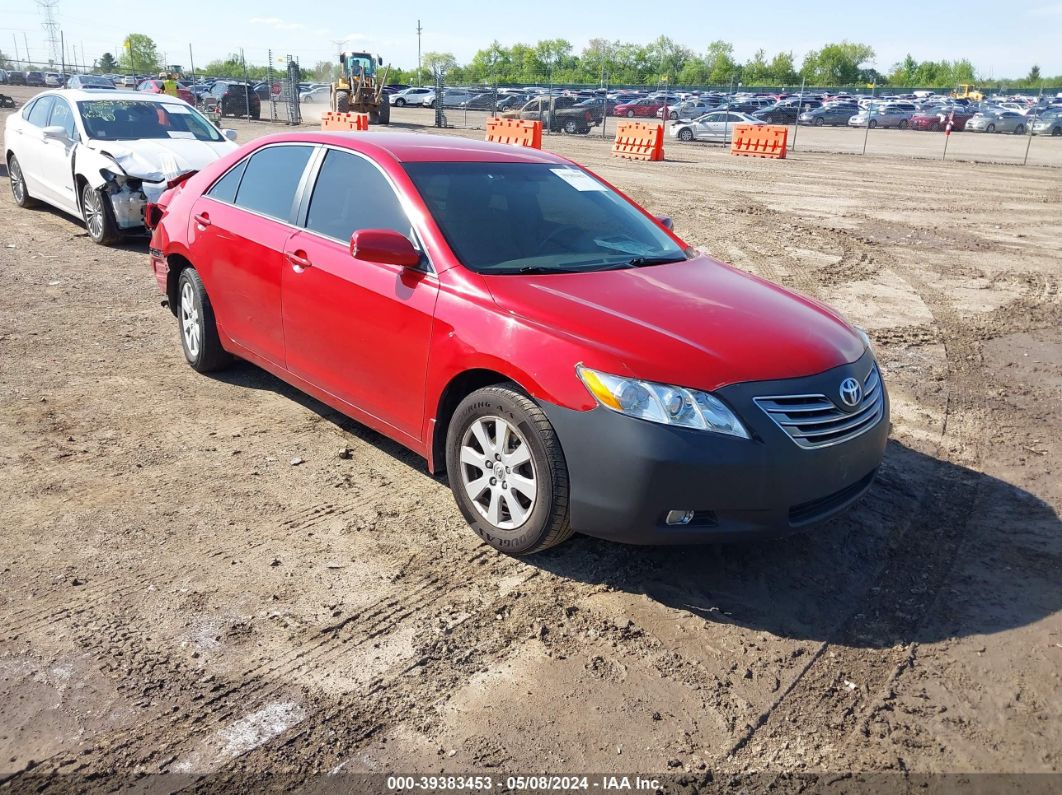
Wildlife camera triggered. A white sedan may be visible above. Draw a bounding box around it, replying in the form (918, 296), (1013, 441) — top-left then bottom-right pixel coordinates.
(299, 86), (330, 103)
(670, 111), (764, 142)
(5, 89), (238, 245)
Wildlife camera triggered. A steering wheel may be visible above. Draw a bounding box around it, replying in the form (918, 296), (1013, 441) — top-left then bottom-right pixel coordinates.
(536, 224), (582, 253)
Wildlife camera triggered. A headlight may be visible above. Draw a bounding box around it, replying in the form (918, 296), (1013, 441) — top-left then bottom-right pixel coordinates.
(576, 366), (749, 439)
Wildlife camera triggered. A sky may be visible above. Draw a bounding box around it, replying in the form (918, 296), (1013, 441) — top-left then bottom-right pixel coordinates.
(1, 0), (1060, 78)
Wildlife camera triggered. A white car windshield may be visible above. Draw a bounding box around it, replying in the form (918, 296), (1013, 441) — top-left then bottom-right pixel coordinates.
(77, 99), (223, 142)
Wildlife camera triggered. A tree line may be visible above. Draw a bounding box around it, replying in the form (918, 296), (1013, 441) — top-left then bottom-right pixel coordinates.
(2, 34), (1055, 89)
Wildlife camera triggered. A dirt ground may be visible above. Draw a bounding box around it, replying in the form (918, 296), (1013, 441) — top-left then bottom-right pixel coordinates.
(1, 89), (1061, 792)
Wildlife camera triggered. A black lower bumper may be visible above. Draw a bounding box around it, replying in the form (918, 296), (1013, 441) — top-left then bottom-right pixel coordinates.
(539, 351), (889, 544)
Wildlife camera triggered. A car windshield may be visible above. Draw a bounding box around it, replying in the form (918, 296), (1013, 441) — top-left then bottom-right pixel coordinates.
(77, 99), (223, 142)
(404, 162), (687, 275)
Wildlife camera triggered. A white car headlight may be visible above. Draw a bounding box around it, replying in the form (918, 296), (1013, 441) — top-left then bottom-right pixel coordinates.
(576, 366), (749, 439)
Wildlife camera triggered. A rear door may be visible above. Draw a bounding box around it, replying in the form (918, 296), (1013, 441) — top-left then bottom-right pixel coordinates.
(14, 96), (57, 203)
(188, 143), (315, 366)
(37, 95), (80, 213)
(281, 147), (439, 439)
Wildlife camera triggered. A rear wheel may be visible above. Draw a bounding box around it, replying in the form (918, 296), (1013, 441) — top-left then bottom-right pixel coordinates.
(1053, 126), (1061, 136)
(930, 122), (941, 131)
(1014, 124), (1025, 135)
(177, 268), (231, 373)
(898, 119), (909, 129)
(378, 99), (390, 125)
(446, 386), (572, 555)
(7, 154), (37, 208)
(562, 118), (578, 134)
(335, 90), (350, 113)
(81, 182), (119, 245)
(627, 110), (635, 118)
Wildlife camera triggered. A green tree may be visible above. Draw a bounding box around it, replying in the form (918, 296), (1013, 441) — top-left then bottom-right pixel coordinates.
(312, 60), (339, 82)
(644, 35), (693, 83)
(801, 41), (875, 85)
(705, 40), (739, 83)
(119, 33), (161, 74)
(422, 51), (457, 79)
(1027, 64), (1041, 83)
(768, 51), (798, 84)
(98, 52), (118, 72)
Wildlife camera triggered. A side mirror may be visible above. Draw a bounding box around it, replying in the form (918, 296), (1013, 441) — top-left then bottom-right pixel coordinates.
(350, 229), (421, 268)
(655, 215), (674, 231)
(222, 128), (237, 141)
(42, 125), (67, 140)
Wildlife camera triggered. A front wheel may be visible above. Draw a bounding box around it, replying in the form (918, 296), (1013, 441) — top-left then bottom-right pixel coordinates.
(177, 268), (231, 373)
(1014, 125), (1025, 135)
(669, 111), (678, 120)
(898, 119), (908, 129)
(395, 97), (406, 107)
(562, 119), (578, 134)
(446, 386), (572, 555)
(868, 119), (877, 129)
(81, 182), (119, 245)
(627, 110), (635, 118)
(678, 127), (694, 142)
(813, 117), (824, 126)
(986, 123), (995, 133)
(335, 90), (350, 113)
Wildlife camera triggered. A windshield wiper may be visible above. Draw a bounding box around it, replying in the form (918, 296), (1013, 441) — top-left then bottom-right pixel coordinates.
(621, 255), (687, 268)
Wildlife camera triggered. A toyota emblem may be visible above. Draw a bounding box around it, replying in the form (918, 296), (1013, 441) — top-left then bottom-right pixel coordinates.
(839, 377), (863, 408)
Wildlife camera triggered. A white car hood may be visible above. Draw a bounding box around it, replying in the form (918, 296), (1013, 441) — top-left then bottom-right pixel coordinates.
(86, 137), (237, 183)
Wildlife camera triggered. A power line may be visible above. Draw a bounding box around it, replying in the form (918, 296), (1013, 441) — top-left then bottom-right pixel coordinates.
(35, 0), (61, 65)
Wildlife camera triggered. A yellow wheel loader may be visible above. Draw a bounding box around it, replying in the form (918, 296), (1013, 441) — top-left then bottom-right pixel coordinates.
(330, 51), (390, 125)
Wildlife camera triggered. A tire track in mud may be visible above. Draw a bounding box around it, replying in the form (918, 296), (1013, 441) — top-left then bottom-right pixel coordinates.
(720, 254), (988, 771)
(4, 541), (521, 785)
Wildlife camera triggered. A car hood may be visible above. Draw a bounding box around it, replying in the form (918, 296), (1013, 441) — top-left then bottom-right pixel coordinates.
(482, 255), (865, 392)
(85, 137), (238, 182)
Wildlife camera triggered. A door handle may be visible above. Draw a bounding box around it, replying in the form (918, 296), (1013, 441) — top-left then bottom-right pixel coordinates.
(286, 250), (312, 270)
(193, 212), (211, 227)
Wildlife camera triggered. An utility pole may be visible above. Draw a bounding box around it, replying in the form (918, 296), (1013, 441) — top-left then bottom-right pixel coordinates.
(36, 0), (62, 66)
(417, 20), (423, 85)
(60, 30), (65, 75)
(12, 34), (19, 68)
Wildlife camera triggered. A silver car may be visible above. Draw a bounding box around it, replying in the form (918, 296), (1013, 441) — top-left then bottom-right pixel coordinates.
(1031, 110), (1062, 136)
(965, 111), (1028, 134)
(670, 111), (764, 142)
(847, 105), (914, 129)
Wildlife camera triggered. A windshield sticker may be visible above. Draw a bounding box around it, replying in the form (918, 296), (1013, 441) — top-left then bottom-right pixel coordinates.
(167, 104), (192, 114)
(550, 168), (606, 192)
(167, 130), (196, 139)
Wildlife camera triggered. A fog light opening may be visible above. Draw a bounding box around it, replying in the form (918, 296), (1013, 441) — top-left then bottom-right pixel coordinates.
(665, 509), (695, 526)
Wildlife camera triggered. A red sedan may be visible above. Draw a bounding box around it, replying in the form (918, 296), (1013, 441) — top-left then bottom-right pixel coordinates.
(613, 98), (664, 118)
(148, 132), (888, 554)
(909, 109), (975, 131)
(136, 79), (195, 105)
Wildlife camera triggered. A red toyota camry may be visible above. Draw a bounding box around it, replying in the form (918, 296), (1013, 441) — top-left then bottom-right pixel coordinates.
(148, 132), (888, 555)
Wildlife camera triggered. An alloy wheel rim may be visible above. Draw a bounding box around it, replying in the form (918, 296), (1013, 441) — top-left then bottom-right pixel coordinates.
(83, 186), (103, 239)
(180, 281), (201, 357)
(10, 160), (25, 202)
(459, 416), (537, 531)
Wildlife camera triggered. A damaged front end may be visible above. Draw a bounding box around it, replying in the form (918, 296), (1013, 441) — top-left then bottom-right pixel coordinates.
(80, 145), (193, 232)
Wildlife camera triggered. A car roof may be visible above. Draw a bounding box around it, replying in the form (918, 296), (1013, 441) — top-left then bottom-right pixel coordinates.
(35, 88), (190, 104)
(254, 131), (572, 165)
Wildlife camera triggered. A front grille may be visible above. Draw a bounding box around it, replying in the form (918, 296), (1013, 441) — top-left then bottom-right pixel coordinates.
(754, 367), (884, 449)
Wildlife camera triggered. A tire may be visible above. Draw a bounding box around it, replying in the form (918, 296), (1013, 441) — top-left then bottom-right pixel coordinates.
(7, 154), (37, 208)
(627, 110), (635, 118)
(898, 119), (908, 129)
(369, 110), (380, 124)
(669, 111), (677, 120)
(562, 118), (578, 134)
(429, 100), (436, 109)
(395, 97), (406, 107)
(378, 100), (390, 125)
(177, 268), (230, 373)
(446, 386), (572, 556)
(868, 119), (877, 129)
(930, 122), (940, 131)
(81, 182), (119, 245)
(813, 117), (824, 126)
(1052, 126), (1061, 137)
(986, 123), (995, 133)
(336, 90), (350, 113)
(1014, 125), (1024, 135)
(678, 127), (694, 142)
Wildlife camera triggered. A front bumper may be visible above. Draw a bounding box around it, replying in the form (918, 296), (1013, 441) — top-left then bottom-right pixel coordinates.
(539, 350), (889, 544)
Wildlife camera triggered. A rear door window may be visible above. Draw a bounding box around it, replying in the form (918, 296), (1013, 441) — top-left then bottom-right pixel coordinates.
(233, 145), (314, 221)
